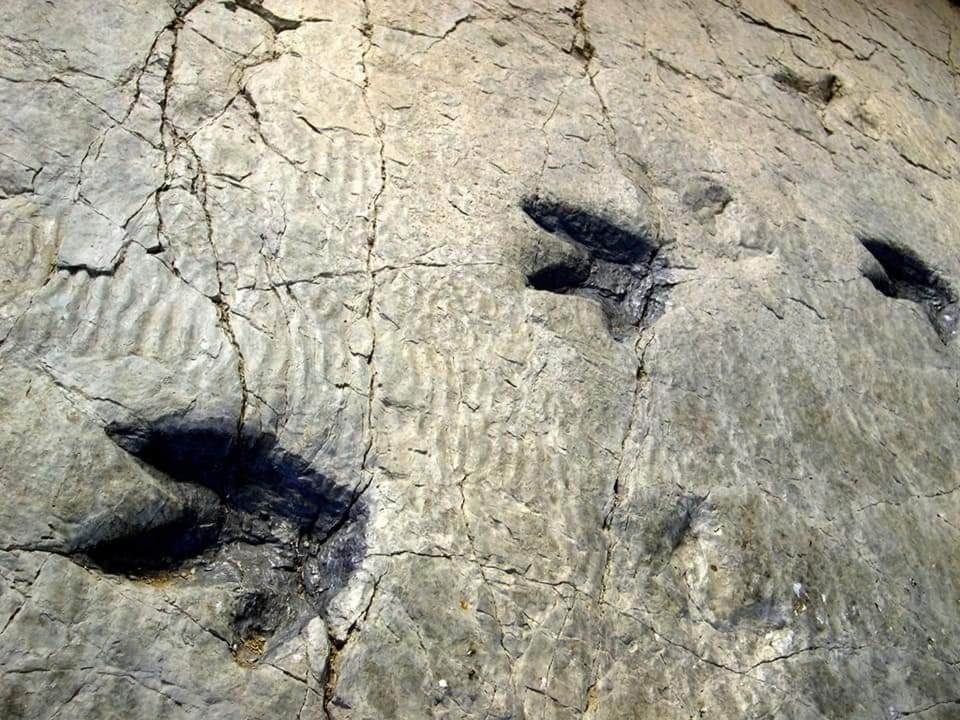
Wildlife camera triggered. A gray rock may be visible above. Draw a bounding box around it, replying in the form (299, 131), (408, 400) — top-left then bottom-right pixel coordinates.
(2, 0), (960, 718)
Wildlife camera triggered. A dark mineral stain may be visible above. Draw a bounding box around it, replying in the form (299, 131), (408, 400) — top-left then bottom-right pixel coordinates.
(222, 0), (303, 33)
(660, 494), (706, 554)
(860, 238), (958, 343)
(521, 196), (670, 337)
(76, 418), (367, 617)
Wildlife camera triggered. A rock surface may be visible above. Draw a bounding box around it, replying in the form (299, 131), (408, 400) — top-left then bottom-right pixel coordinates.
(2, 0), (960, 718)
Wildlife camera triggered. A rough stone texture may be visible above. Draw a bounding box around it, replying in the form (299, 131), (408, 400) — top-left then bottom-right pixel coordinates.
(1, 1), (960, 718)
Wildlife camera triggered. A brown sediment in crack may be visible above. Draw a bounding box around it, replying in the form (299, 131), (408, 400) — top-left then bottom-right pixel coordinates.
(323, 574), (382, 717)
(322, 634), (345, 718)
(232, 632), (266, 667)
(214, 299), (250, 441)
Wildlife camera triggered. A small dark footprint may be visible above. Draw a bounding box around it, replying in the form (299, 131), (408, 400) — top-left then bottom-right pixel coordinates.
(682, 179), (732, 224)
(522, 196), (670, 337)
(772, 66), (839, 104)
(860, 238), (958, 344)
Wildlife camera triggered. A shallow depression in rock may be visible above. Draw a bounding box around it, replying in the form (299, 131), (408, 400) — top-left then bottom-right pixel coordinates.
(75, 418), (368, 613)
(521, 196), (671, 337)
(860, 237), (958, 343)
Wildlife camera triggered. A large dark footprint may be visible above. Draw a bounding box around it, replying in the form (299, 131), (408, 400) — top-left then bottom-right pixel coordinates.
(72, 417), (367, 662)
(521, 196), (670, 338)
(860, 238), (958, 344)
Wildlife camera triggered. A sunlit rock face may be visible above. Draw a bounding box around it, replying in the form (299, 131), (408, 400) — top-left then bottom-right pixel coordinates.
(2, 1), (960, 718)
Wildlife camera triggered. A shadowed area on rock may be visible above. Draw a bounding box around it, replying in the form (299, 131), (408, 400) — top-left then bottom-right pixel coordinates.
(521, 196), (671, 337)
(74, 418), (367, 613)
(860, 238), (958, 344)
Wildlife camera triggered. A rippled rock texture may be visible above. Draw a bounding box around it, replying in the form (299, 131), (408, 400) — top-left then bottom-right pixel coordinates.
(2, 1), (960, 718)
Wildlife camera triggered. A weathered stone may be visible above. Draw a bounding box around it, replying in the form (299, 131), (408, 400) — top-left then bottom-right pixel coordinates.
(2, 1), (960, 718)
